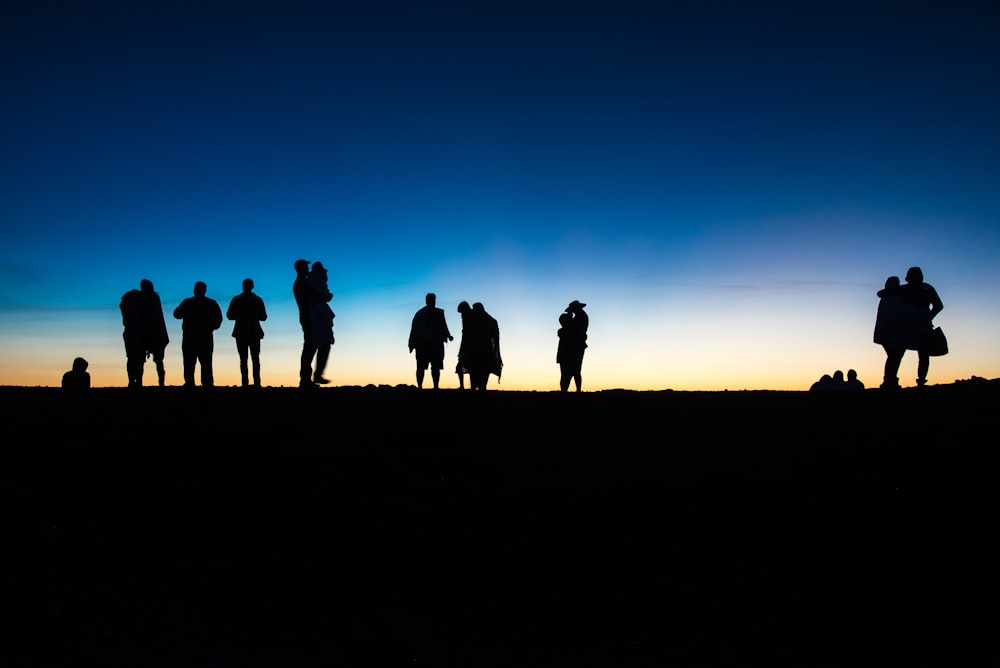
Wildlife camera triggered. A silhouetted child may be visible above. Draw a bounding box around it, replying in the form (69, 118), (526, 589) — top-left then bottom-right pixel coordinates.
(61, 357), (90, 392)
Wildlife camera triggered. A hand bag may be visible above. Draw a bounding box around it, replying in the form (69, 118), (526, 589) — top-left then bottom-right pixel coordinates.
(922, 326), (949, 357)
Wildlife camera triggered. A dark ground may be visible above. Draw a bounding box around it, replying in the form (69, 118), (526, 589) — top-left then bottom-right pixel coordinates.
(2, 380), (998, 666)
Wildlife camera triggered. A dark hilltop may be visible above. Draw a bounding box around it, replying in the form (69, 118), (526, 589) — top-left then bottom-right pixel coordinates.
(3, 379), (998, 666)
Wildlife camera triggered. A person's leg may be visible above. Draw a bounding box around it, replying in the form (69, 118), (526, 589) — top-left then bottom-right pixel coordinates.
(202, 339), (214, 387)
(125, 337), (144, 387)
(559, 364), (570, 392)
(237, 340), (250, 386)
(917, 351), (930, 386)
(314, 343), (330, 382)
(152, 347), (166, 386)
(416, 366), (425, 388)
(882, 346), (904, 388)
(249, 339), (261, 386)
(182, 341), (196, 386)
(300, 329), (315, 385)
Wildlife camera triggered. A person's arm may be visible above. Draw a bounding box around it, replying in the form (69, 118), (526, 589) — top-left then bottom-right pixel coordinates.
(929, 287), (943, 319)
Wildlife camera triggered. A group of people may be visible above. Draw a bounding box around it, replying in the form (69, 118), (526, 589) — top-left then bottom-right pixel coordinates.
(115, 259), (588, 392)
(107, 262), (947, 392)
(809, 369), (864, 392)
(408, 293), (504, 391)
(120, 278), (268, 388)
(406, 295), (590, 392)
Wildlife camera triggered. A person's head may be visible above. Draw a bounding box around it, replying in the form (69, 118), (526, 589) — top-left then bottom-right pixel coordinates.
(905, 266), (923, 284)
(425, 292), (436, 307)
(193, 281), (207, 297)
(140, 279), (154, 292)
(473, 302), (484, 313)
(72, 357), (88, 372)
(242, 278), (254, 292)
(566, 300), (587, 313)
(832, 370), (845, 382)
(884, 276), (900, 290)
(559, 312), (573, 327)
(294, 259), (310, 276)
(457, 301), (470, 314)
(847, 369), (858, 381)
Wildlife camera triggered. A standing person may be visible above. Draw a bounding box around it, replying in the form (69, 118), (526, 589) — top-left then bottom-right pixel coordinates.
(558, 300), (589, 392)
(226, 278), (268, 387)
(464, 302), (502, 391)
(173, 281), (223, 387)
(455, 301), (471, 389)
(874, 267), (943, 388)
(293, 259), (334, 388)
(119, 278), (170, 388)
(408, 292), (453, 389)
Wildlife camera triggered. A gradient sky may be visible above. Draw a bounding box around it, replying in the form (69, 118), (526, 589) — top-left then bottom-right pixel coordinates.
(3, 0), (999, 390)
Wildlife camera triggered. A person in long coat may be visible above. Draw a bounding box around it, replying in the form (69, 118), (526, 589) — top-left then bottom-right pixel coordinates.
(464, 302), (502, 391)
(874, 267), (943, 388)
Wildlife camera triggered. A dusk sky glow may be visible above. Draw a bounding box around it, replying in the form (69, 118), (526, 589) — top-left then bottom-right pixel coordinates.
(3, 0), (999, 390)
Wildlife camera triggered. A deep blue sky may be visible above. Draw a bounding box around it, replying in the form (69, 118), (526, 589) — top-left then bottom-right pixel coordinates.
(3, 0), (999, 389)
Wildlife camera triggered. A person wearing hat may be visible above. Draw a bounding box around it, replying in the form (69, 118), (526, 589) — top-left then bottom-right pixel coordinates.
(558, 300), (589, 392)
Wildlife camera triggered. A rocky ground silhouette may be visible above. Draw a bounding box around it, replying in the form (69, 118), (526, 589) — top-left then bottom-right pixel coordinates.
(3, 380), (997, 666)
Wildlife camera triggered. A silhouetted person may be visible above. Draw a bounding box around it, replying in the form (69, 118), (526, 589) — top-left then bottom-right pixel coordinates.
(558, 300), (589, 392)
(293, 259), (334, 388)
(227, 278), (268, 387)
(61, 357), (90, 393)
(844, 369), (865, 390)
(408, 292), (453, 389)
(874, 267), (943, 388)
(173, 281), (223, 387)
(455, 301), (471, 389)
(120, 279), (169, 388)
(809, 374), (835, 391)
(464, 302), (502, 391)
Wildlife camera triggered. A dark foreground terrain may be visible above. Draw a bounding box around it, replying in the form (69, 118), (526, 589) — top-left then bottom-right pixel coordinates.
(3, 381), (998, 666)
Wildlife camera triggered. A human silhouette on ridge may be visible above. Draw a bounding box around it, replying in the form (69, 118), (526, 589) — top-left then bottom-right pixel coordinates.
(173, 281), (223, 387)
(226, 278), (268, 388)
(120, 279), (169, 388)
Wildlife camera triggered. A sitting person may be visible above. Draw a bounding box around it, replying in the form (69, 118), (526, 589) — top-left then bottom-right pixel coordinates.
(61, 357), (91, 392)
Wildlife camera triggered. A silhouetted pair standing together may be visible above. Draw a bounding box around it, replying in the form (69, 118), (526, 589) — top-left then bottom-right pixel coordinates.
(120, 279), (170, 388)
(294, 259), (335, 388)
(873, 266), (944, 388)
(455, 301), (502, 391)
(557, 300), (588, 392)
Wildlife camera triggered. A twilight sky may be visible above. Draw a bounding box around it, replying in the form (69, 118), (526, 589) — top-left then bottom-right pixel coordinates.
(2, 0), (999, 390)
